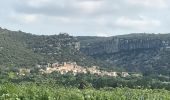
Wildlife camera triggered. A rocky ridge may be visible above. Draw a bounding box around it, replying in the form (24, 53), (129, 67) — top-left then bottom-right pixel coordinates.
(80, 34), (170, 55)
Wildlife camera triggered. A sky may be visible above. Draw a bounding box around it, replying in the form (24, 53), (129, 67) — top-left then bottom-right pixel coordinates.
(0, 0), (170, 36)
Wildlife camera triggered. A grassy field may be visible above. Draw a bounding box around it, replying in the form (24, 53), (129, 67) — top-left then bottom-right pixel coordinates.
(0, 83), (170, 100)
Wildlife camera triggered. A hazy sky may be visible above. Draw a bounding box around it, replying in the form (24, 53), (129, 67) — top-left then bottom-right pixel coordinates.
(0, 0), (170, 36)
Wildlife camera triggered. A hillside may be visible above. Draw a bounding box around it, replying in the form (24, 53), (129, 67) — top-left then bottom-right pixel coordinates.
(78, 33), (170, 75)
(0, 28), (43, 67)
(1, 27), (170, 75)
(0, 28), (103, 68)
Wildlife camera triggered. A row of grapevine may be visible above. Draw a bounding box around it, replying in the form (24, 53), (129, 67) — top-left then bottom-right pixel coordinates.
(0, 83), (170, 100)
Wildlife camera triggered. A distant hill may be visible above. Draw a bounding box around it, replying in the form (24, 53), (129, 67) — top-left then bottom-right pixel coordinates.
(0, 28), (104, 68)
(78, 33), (170, 75)
(1, 27), (170, 75)
(0, 28), (43, 67)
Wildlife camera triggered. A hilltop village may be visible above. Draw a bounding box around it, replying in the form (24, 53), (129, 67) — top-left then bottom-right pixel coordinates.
(39, 62), (129, 77)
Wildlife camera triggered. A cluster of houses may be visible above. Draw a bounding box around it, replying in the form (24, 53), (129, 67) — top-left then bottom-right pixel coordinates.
(40, 62), (130, 77)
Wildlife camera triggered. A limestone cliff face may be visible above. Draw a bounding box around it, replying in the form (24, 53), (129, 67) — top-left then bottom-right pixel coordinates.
(118, 38), (162, 51)
(80, 36), (164, 55)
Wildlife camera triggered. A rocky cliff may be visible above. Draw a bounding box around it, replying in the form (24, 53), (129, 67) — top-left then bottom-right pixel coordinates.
(80, 34), (167, 55)
(78, 33), (170, 75)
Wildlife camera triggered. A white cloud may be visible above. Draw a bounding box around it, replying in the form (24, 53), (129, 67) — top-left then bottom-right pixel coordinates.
(10, 13), (38, 24)
(74, 0), (103, 14)
(50, 16), (72, 23)
(96, 33), (111, 37)
(126, 0), (168, 8)
(115, 16), (161, 30)
(24, 0), (52, 8)
(23, 14), (38, 23)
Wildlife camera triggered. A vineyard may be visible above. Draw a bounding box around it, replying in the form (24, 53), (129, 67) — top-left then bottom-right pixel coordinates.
(0, 83), (170, 100)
